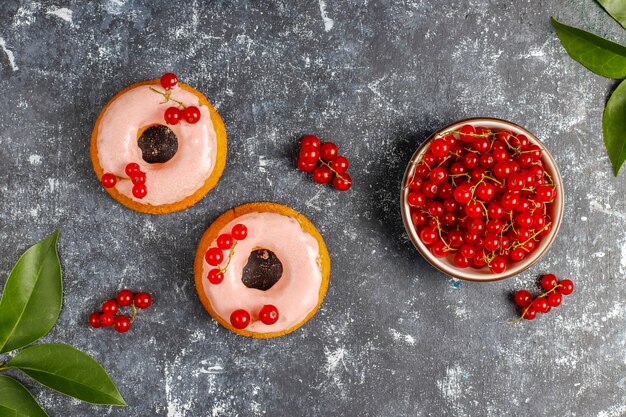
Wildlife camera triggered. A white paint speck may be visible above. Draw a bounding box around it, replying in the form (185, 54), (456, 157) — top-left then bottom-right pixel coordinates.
(47, 7), (73, 23)
(0, 37), (18, 71)
(29, 154), (42, 165)
(598, 404), (626, 417)
(591, 252), (606, 258)
(620, 242), (626, 275)
(581, 216), (587, 221)
(389, 328), (416, 345)
(104, 0), (126, 15)
(318, 0), (334, 32)
(436, 364), (467, 415)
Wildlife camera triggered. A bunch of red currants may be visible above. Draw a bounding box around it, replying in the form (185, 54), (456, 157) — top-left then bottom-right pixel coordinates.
(101, 162), (149, 199)
(205, 223), (248, 285)
(297, 135), (352, 191)
(512, 274), (574, 321)
(89, 290), (152, 333)
(406, 125), (557, 274)
(155, 72), (201, 125)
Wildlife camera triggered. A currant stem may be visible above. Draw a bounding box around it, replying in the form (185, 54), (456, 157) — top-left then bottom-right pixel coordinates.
(149, 87), (187, 109)
(219, 241), (239, 274)
(318, 158), (351, 184)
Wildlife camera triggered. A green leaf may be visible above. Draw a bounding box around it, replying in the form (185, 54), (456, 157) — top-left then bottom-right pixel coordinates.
(0, 375), (49, 417)
(597, 0), (626, 29)
(6, 343), (126, 406)
(0, 231), (62, 354)
(552, 17), (626, 79)
(603, 78), (626, 175)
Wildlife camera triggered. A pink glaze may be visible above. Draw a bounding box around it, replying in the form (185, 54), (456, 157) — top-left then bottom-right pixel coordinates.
(96, 84), (217, 205)
(201, 211), (323, 333)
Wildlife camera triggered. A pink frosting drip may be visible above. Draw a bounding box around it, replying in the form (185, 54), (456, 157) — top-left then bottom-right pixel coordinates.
(201, 212), (323, 333)
(96, 84), (217, 205)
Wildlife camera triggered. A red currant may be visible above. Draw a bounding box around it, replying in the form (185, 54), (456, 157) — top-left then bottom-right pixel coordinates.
(431, 240), (450, 258)
(333, 173), (352, 191)
(419, 226), (438, 245)
(232, 224), (248, 240)
(454, 253), (470, 268)
(134, 292), (152, 309)
(514, 290), (532, 307)
(476, 182), (495, 201)
(510, 247), (525, 261)
(458, 124), (476, 143)
(114, 315), (131, 333)
(89, 312), (102, 328)
(312, 166), (333, 184)
(101, 173), (117, 188)
(116, 289), (134, 307)
(523, 307), (537, 320)
(489, 256), (507, 273)
(453, 185), (472, 204)
(259, 304), (279, 325)
(217, 234), (234, 250)
(160, 72), (178, 89)
(547, 292), (562, 307)
(431, 138), (451, 158)
(131, 172), (147, 185)
(182, 106), (201, 124)
(205, 247), (224, 266)
(299, 145), (320, 164)
(164, 107), (182, 125)
(102, 299), (119, 315)
(297, 158), (316, 172)
(319, 142), (339, 161)
(100, 313), (114, 327)
(330, 156), (349, 173)
(132, 184), (148, 199)
(301, 135), (320, 148)
(430, 167), (448, 184)
(558, 279), (574, 295)
(230, 309), (250, 329)
(407, 192), (426, 208)
(207, 268), (224, 285)
(540, 274), (558, 291)
(535, 185), (555, 202)
(125, 163), (141, 176)
(532, 297), (550, 314)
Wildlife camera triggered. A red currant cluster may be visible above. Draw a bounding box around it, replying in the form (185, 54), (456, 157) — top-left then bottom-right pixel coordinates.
(151, 72), (201, 125)
(205, 223), (248, 285)
(406, 125), (557, 274)
(297, 135), (352, 191)
(88, 290), (152, 333)
(230, 304), (279, 329)
(101, 162), (149, 199)
(512, 274), (574, 321)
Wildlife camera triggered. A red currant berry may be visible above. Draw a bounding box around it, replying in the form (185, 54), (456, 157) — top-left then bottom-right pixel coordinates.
(132, 184), (148, 199)
(489, 256), (507, 274)
(514, 290), (533, 308)
(134, 292), (152, 309)
(523, 307), (538, 320)
(463, 152), (479, 168)
(431, 240), (450, 258)
(532, 297), (550, 314)
(438, 183), (453, 199)
(312, 166), (333, 184)
(319, 142), (339, 161)
(419, 226), (438, 245)
(515, 212), (534, 229)
(407, 192), (426, 208)
(89, 312), (102, 328)
(450, 162), (466, 175)
(114, 315), (131, 333)
(414, 164), (430, 179)
(483, 234), (500, 251)
(493, 148), (509, 162)
(182, 106), (201, 124)
(408, 178), (423, 191)
(453, 185), (472, 204)
(430, 167), (448, 184)
(454, 253), (470, 268)
(102, 299), (119, 315)
(535, 185), (555, 202)
(232, 224), (248, 240)
(411, 210), (427, 226)
(100, 313), (114, 327)
(487, 202), (505, 219)
(422, 152), (437, 167)
(207, 268), (224, 285)
(540, 274), (558, 291)
(160, 72), (178, 89)
(479, 153), (496, 169)
(458, 124), (476, 143)
(476, 182), (495, 201)
(301, 135), (320, 148)
(493, 161), (513, 180)
(546, 292), (562, 307)
(259, 304), (279, 325)
(205, 247), (224, 266)
(333, 173), (352, 191)
(299, 145), (320, 164)
(448, 230), (464, 248)
(164, 107), (182, 125)
(131, 172), (147, 185)
(510, 247), (525, 262)
(558, 279), (574, 295)
(471, 137), (490, 153)
(101, 173), (117, 188)
(430, 138), (451, 158)
(460, 244), (476, 259)
(464, 201), (483, 218)
(125, 162), (141, 176)
(230, 309), (250, 329)
(116, 289), (134, 307)
(330, 156), (349, 174)
(297, 158), (317, 172)
(428, 201), (445, 217)
(217, 234), (234, 250)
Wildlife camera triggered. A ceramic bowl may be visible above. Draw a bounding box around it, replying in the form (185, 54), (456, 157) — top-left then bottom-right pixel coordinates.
(400, 117), (564, 282)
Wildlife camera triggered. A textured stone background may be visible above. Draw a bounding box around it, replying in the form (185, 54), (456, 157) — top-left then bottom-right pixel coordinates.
(0, 0), (625, 416)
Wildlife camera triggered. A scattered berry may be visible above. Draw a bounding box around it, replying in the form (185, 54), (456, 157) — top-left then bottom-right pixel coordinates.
(182, 106), (201, 124)
(125, 163), (141, 176)
(101, 173), (117, 188)
(296, 136), (353, 192)
(230, 309), (251, 329)
(259, 304), (279, 325)
(160, 72), (178, 89)
(134, 292), (152, 309)
(164, 107), (182, 125)
(114, 315), (131, 333)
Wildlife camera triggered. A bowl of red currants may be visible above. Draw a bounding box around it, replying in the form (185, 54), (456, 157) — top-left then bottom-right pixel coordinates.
(401, 117), (564, 281)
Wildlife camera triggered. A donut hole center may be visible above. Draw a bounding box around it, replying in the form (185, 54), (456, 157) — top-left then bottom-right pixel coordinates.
(137, 124), (178, 164)
(241, 249), (283, 291)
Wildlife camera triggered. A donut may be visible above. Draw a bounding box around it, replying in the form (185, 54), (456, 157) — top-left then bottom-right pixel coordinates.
(194, 202), (331, 338)
(90, 74), (227, 214)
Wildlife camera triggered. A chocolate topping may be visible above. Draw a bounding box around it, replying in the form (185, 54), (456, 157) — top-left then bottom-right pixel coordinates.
(138, 125), (178, 164)
(241, 249), (283, 291)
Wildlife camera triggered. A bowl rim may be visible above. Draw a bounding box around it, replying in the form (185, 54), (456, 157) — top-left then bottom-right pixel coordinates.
(400, 117), (564, 282)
